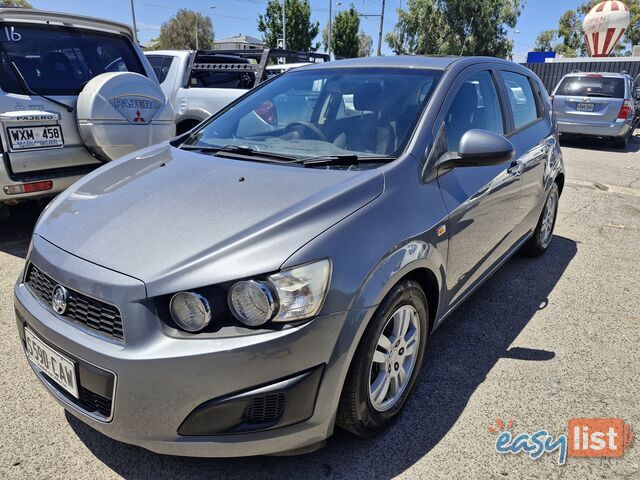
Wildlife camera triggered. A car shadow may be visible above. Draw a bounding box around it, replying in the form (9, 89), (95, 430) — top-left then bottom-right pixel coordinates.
(0, 201), (46, 259)
(559, 131), (640, 153)
(66, 235), (577, 479)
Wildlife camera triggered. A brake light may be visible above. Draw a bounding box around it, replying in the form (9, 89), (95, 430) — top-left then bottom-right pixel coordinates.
(617, 100), (633, 119)
(3, 180), (53, 195)
(586, 74), (602, 78)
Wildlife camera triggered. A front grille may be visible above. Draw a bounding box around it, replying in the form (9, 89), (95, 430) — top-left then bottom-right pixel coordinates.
(25, 263), (124, 341)
(245, 393), (286, 423)
(78, 386), (113, 418)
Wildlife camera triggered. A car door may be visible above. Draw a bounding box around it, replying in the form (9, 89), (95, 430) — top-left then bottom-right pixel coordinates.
(499, 69), (554, 240)
(435, 65), (523, 308)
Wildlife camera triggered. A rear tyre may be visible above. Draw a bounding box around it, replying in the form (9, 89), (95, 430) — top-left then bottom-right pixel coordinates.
(521, 183), (559, 257)
(336, 280), (428, 437)
(0, 204), (10, 222)
(176, 119), (202, 135)
(614, 135), (628, 149)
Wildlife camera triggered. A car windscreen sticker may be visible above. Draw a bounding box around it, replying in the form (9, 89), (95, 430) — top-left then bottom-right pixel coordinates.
(109, 95), (162, 125)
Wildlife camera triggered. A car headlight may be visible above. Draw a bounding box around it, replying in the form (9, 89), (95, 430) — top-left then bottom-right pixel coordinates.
(169, 292), (212, 332)
(228, 259), (331, 326)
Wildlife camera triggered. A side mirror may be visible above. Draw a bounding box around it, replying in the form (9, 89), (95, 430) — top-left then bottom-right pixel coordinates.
(439, 129), (515, 169)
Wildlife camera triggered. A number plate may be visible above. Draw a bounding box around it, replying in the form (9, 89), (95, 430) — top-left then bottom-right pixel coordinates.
(6, 125), (64, 150)
(576, 103), (595, 112)
(24, 327), (78, 398)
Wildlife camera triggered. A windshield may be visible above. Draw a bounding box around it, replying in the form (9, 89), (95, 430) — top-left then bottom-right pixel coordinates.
(183, 67), (442, 160)
(556, 76), (625, 98)
(0, 23), (146, 96)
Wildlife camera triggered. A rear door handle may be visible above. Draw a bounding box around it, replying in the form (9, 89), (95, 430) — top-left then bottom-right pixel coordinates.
(507, 160), (524, 176)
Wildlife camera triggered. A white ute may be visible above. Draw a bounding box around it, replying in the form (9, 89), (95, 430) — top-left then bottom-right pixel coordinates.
(145, 49), (328, 134)
(0, 8), (174, 213)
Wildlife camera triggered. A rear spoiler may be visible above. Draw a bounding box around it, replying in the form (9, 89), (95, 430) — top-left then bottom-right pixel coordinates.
(0, 8), (135, 41)
(188, 48), (330, 89)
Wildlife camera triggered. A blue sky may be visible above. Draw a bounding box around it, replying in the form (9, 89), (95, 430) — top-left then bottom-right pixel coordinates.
(29, 0), (580, 59)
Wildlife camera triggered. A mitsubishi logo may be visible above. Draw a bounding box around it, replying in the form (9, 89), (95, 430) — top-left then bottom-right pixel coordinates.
(51, 285), (69, 315)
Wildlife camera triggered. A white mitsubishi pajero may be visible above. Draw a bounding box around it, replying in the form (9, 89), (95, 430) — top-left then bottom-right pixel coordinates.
(0, 8), (174, 214)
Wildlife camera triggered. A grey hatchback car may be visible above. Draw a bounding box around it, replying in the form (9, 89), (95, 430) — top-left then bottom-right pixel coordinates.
(15, 56), (564, 457)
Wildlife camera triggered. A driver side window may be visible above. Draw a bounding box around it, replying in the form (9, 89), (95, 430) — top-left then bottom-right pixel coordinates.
(445, 71), (504, 152)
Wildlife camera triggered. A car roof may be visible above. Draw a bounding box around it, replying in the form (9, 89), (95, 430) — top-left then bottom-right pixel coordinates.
(297, 55), (515, 72)
(562, 72), (628, 78)
(0, 7), (135, 40)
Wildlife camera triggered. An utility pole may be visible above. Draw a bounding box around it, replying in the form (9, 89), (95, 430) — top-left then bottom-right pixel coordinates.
(376, 0), (385, 56)
(129, 0), (138, 44)
(328, 0), (332, 58)
(282, 0), (286, 49)
(196, 5), (216, 51)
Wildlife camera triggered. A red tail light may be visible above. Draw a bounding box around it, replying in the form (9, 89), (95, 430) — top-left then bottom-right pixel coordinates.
(3, 180), (53, 195)
(617, 100), (633, 119)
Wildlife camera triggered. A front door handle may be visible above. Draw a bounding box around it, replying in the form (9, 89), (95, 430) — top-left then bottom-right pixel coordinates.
(507, 160), (524, 176)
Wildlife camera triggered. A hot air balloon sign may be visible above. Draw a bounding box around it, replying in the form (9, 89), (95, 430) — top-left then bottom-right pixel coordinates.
(583, 1), (630, 57)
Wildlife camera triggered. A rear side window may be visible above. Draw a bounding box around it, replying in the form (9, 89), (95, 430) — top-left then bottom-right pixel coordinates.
(445, 71), (504, 152)
(501, 71), (539, 130)
(555, 76), (625, 98)
(147, 55), (174, 84)
(0, 23), (145, 96)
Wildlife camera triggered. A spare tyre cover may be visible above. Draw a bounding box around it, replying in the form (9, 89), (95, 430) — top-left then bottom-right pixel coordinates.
(77, 72), (175, 161)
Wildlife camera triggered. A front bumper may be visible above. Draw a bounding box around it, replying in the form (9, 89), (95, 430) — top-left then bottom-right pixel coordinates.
(557, 119), (631, 138)
(14, 236), (374, 457)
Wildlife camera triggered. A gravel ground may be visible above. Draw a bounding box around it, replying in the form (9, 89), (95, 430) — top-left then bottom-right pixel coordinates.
(0, 135), (639, 479)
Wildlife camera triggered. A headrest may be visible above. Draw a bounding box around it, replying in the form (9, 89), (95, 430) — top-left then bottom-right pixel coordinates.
(353, 82), (384, 112)
(453, 82), (478, 111)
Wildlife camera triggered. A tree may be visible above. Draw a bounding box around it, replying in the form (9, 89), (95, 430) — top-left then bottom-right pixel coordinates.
(533, 30), (558, 52)
(385, 0), (448, 55)
(386, 0), (523, 58)
(2, 0), (33, 7)
(158, 9), (214, 50)
(258, 0), (320, 51)
(322, 6), (360, 58)
(358, 31), (373, 57)
(555, 10), (584, 57)
(440, 0), (523, 57)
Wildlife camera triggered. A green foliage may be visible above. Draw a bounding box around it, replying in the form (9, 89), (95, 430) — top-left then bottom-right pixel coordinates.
(258, 0), (320, 51)
(533, 30), (558, 52)
(322, 6), (360, 58)
(385, 0), (448, 55)
(358, 31), (373, 57)
(1, 0), (33, 7)
(158, 9), (214, 50)
(386, 0), (524, 58)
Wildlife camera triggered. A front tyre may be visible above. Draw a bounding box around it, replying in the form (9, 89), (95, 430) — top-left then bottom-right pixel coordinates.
(336, 280), (428, 437)
(521, 183), (559, 257)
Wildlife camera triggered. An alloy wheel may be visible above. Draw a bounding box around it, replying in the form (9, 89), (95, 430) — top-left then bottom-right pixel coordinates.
(368, 305), (421, 412)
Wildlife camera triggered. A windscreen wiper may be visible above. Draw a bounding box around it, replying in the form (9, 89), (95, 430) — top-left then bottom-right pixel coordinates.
(180, 144), (299, 162)
(0, 44), (74, 113)
(301, 154), (394, 166)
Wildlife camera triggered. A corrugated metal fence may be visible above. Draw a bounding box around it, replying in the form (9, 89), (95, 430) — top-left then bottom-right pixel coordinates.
(523, 60), (640, 93)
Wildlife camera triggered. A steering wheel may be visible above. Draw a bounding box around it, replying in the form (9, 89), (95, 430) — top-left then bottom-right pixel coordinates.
(283, 121), (328, 142)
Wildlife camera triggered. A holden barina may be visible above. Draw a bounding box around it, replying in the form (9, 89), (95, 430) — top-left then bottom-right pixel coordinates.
(15, 56), (564, 457)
